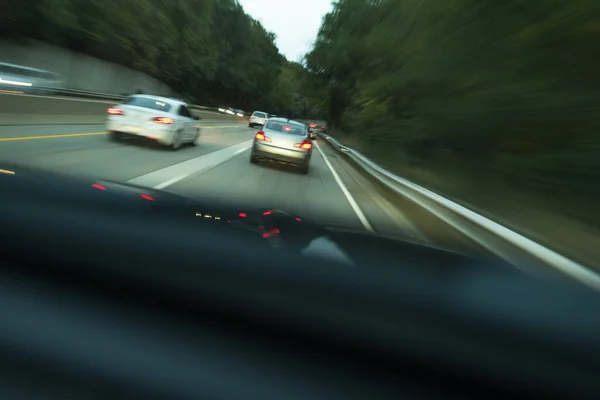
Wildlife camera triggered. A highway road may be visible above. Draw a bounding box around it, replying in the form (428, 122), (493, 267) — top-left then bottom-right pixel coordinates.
(0, 117), (482, 254)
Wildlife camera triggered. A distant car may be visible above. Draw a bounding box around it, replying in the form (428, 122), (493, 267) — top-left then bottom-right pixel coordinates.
(106, 94), (200, 150)
(233, 109), (245, 117)
(249, 111), (269, 127)
(307, 123), (320, 139)
(0, 62), (64, 94)
(249, 118), (313, 174)
(218, 107), (236, 115)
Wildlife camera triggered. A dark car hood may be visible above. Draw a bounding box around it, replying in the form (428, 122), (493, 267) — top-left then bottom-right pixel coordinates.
(0, 162), (486, 270)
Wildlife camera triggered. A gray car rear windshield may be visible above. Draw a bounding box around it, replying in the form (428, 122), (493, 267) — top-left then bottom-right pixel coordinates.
(264, 120), (306, 136)
(124, 97), (172, 112)
(253, 112), (267, 118)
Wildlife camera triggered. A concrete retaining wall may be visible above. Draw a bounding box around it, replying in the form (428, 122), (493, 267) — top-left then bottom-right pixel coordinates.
(0, 39), (176, 97)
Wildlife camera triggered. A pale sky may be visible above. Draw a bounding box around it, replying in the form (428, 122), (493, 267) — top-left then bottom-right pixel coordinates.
(238, 0), (333, 62)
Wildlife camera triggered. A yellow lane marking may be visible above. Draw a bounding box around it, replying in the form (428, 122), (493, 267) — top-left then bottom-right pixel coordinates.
(0, 132), (107, 142)
(0, 125), (245, 142)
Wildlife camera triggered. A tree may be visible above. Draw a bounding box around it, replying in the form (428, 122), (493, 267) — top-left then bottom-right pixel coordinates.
(304, 0), (600, 225)
(0, 0), (312, 116)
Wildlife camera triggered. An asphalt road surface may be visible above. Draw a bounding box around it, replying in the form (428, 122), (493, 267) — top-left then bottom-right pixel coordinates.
(0, 119), (481, 252)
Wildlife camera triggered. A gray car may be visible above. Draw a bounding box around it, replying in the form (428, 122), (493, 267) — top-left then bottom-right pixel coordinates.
(249, 118), (313, 174)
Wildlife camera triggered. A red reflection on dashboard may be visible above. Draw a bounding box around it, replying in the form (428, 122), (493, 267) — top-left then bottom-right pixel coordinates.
(262, 228), (280, 238)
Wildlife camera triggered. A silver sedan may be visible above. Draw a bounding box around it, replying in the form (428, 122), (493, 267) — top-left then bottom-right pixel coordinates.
(249, 118), (313, 174)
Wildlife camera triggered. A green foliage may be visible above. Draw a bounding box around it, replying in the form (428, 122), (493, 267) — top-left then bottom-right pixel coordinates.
(305, 0), (600, 225)
(0, 0), (314, 115)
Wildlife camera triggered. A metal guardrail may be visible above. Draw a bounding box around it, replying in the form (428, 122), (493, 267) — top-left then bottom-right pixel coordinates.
(317, 131), (600, 291)
(18, 86), (223, 113)
(30, 86), (125, 101)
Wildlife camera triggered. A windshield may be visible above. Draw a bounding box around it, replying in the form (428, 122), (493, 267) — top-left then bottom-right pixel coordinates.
(264, 120), (306, 135)
(123, 96), (172, 112)
(0, 1), (598, 298)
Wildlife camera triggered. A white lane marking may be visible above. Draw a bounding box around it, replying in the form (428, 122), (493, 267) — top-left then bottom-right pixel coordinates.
(153, 174), (188, 190)
(315, 142), (374, 232)
(127, 140), (252, 189)
(177, 147), (250, 183)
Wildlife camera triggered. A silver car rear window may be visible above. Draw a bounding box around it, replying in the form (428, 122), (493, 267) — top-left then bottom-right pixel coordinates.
(123, 96), (172, 112)
(264, 120), (306, 136)
(253, 112), (267, 118)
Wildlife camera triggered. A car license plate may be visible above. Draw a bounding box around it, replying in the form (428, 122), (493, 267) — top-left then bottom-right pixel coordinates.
(124, 125), (141, 133)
